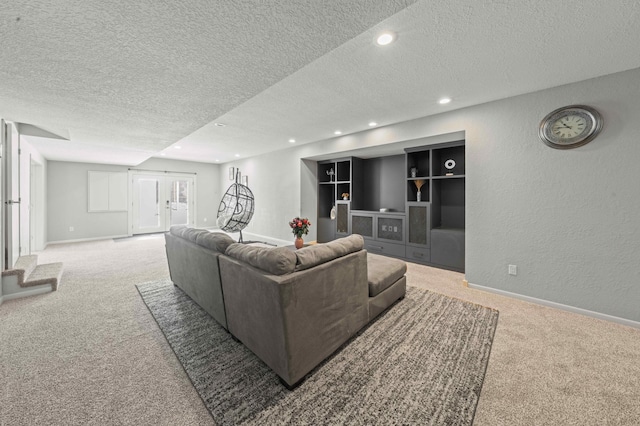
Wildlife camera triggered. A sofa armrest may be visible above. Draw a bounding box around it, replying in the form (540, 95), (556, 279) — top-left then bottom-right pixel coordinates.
(219, 250), (369, 386)
(165, 232), (228, 329)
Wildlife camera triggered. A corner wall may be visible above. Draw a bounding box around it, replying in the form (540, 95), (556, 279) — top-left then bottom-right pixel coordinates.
(222, 67), (640, 322)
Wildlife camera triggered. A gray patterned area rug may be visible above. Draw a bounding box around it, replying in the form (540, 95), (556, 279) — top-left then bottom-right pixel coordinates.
(136, 280), (498, 425)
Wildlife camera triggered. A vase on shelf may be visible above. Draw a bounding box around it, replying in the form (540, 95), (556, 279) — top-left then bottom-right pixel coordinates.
(414, 179), (425, 202)
(343, 197), (348, 200)
(294, 237), (304, 249)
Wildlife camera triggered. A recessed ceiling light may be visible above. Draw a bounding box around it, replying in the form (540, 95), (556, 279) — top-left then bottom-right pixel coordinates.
(160, 152), (166, 156)
(439, 97), (452, 104)
(234, 154), (240, 157)
(215, 159), (220, 162)
(334, 130), (342, 135)
(369, 122), (377, 127)
(174, 145), (182, 149)
(376, 32), (395, 46)
(214, 123), (226, 127)
(289, 139), (296, 143)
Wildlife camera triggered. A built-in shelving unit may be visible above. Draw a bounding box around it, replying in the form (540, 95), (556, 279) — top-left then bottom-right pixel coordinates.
(405, 141), (465, 271)
(317, 140), (465, 272)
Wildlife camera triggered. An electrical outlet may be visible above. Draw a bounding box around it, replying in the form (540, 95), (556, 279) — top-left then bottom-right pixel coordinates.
(508, 264), (517, 276)
(69, 226), (74, 232)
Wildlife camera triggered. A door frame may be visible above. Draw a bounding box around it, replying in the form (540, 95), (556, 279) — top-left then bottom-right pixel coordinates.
(2, 120), (20, 269)
(127, 170), (197, 236)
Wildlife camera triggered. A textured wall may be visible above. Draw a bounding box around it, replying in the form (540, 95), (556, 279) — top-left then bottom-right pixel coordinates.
(47, 162), (129, 242)
(47, 159), (220, 242)
(464, 69), (640, 323)
(223, 68), (640, 322)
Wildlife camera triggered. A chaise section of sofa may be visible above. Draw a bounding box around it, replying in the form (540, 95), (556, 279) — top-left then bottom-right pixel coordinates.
(367, 253), (407, 321)
(219, 235), (370, 388)
(165, 225), (234, 329)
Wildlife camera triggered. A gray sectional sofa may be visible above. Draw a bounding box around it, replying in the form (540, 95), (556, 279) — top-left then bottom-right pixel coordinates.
(165, 225), (406, 388)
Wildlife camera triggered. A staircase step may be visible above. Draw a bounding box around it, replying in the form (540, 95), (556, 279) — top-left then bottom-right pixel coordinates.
(23, 262), (64, 291)
(13, 255), (39, 280)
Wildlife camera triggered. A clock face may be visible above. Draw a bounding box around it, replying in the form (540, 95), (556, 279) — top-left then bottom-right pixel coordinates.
(551, 114), (587, 139)
(539, 105), (603, 149)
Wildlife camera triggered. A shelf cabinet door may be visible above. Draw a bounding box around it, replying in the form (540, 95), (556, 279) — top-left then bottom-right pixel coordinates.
(376, 214), (405, 244)
(430, 228), (465, 271)
(407, 202), (430, 247)
(351, 212), (374, 239)
(336, 202), (350, 236)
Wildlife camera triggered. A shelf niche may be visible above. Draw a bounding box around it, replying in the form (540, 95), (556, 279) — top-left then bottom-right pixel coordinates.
(358, 154), (405, 212)
(406, 149), (430, 178)
(318, 162), (335, 183)
(432, 145), (465, 177)
(407, 179), (429, 202)
(431, 178), (465, 230)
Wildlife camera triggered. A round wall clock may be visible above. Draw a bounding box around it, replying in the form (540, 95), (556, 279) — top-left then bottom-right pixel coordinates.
(539, 105), (603, 149)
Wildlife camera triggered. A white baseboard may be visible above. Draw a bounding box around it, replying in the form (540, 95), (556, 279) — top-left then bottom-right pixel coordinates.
(0, 286), (52, 303)
(468, 282), (640, 329)
(46, 235), (130, 245)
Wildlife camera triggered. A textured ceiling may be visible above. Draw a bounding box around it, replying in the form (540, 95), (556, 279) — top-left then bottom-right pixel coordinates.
(0, 0), (415, 164)
(2, 1), (640, 165)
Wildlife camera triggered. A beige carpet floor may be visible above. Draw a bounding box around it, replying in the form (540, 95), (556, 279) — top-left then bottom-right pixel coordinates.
(1, 235), (639, 425)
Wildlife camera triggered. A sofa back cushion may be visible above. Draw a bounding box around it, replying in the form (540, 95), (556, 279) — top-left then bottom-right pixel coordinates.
(170, 225), (188, 238)
(295, 234), (364, 271)
(196, 232), (234, 253)
(225, 244), (296, 275)
(170, 225), (204, 242)
(170, 225), (234, 253)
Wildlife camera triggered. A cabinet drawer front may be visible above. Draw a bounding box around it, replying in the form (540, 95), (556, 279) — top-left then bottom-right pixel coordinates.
(364, 241), (405, 258)
(406, 247), (430, 262)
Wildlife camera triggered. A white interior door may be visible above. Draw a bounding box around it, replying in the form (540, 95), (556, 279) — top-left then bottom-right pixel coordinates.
(131, 173), (195, 234)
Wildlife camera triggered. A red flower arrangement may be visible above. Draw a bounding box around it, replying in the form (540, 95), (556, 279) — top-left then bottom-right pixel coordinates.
(289, 217), (311, 238)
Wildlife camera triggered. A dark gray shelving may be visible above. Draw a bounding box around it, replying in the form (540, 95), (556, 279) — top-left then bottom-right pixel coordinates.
(316, 140), (465, 271)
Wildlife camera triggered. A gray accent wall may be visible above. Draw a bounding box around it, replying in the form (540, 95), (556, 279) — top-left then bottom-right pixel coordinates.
(222, 67), (640, 322)
(47, 158), (220, 242)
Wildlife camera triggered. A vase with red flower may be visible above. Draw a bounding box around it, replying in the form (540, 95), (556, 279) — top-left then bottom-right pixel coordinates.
(289, 217), (311, 249)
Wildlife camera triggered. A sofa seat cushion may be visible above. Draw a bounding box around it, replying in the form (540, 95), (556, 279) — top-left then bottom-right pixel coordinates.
(367, 253), (407, 297)
(225, 244), (296, 275)
(196, 232), (234, 253)
(295, 234), (364, 271)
